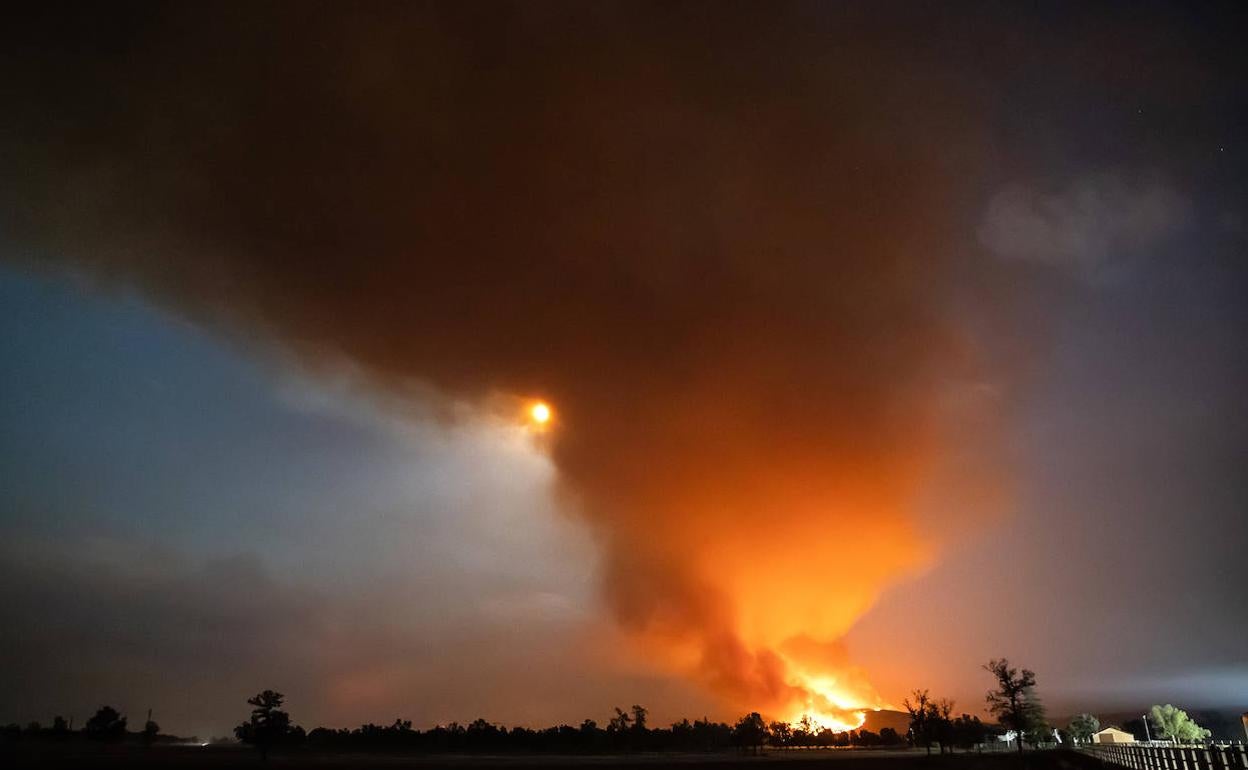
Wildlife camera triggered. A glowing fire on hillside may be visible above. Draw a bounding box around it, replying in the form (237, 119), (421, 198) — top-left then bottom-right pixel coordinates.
(802, 709), (867, 734)
(783, 672), (873, 732)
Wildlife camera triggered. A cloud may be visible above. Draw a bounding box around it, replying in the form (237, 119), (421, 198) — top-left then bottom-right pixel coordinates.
(978, 175), (1190, 278)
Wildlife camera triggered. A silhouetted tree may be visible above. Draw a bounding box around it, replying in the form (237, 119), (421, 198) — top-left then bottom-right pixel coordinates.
(85, 706), (127, 741)
(1024, 719), (1053, 748)
(904, 689), (935, 755)
(142, 718), (160, 746)
(607, 707), (631, 732)
(235, 690), (294, 760)
(880, 727), (904, 746)
(692, 717), (732, 752)
(51, 716), (69, 737)
(733, 712), (767, 755)
(932, 699), (955, 753)
(983, 658), (1045, 756)
(578, 717), (603, 751)
(769, 720), (791, 749)
(465, 718), (504, 751)
(630, 705), (648, 733)
(792, 715), (816, 749)
(670, 718), (693, 747)
(951, 713), (989, 749)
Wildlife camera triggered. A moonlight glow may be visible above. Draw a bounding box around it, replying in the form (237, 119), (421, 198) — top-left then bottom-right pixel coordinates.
(530, 402), (552, 425)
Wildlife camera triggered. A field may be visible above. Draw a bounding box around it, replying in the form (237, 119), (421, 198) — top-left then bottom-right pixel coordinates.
(3, 744), (1104, 770)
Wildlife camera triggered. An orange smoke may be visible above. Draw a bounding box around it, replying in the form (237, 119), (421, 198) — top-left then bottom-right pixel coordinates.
(551, 367), (950, 726)
(1, 3), (1000, 726)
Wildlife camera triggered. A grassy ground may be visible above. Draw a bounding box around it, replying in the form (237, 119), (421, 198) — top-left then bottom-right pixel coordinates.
(3, 744), (1107, 770)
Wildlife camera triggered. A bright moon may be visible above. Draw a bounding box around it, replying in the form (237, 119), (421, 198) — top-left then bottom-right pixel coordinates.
(530, 402), (552, 424)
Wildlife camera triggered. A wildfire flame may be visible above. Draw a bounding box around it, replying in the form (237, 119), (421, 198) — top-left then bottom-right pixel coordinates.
(798, 709), (867, 734)
(784, 674), (871, 732)
(611, 489), (922, 734)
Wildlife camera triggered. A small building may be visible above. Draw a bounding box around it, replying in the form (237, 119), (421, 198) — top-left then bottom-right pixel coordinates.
(1094, 727), (1137, 744)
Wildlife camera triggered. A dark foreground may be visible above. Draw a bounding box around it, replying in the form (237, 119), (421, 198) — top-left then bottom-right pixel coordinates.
(2, 745), (1108, 770)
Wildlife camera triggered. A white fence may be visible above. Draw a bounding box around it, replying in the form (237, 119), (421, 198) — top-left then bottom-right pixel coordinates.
(1085, 744), (1248, 770)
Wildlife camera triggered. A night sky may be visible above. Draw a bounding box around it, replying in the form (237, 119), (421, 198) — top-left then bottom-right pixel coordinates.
(1, 2), (1246, 738)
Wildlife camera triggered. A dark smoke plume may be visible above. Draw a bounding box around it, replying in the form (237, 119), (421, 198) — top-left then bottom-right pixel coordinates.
(2, 2), (1007, 722)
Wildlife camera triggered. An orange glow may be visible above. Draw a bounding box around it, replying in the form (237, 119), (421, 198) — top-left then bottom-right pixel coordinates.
(781, 671), (872, 731)
(599, 453), (939, 729)
(793, 707), (867, 734)
(529, 401), (552, 425)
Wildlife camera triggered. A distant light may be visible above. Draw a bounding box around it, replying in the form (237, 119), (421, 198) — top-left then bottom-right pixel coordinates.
(530, 402), (552, 425)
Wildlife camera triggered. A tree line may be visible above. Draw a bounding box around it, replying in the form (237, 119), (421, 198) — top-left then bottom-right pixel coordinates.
(2, 706), (161, 745)
(231, 692), (912, 759)
(227, 658), (1046, 759)
(899, 658), (1042, 757)
(3, 656), (1219, 757)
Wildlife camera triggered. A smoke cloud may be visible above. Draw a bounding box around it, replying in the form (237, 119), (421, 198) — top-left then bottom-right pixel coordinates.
(979, 175), (1190, 280)
(3, 4), (1005, 723)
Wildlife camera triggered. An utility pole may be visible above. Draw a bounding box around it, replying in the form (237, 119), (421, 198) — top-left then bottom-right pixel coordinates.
(1143, 715), (1152, 743)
